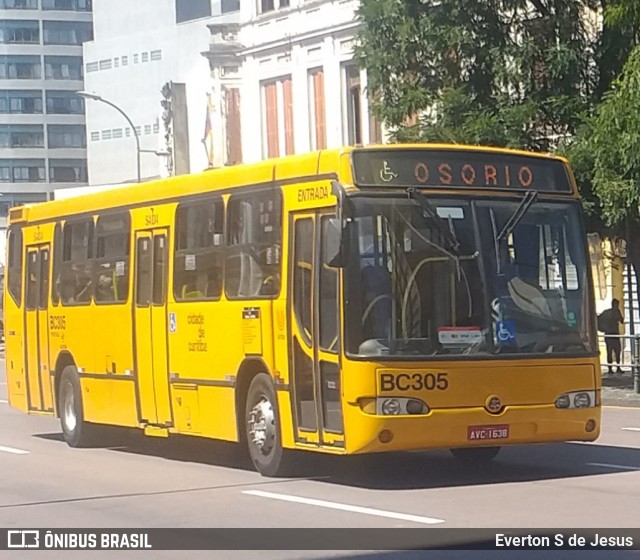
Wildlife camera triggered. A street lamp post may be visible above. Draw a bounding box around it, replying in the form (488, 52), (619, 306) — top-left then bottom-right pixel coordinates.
(77, 91), (141, 183)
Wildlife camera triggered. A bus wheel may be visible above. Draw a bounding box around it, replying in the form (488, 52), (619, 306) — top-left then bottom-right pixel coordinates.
(450, 446), (501, 464)
(245, 373), (287, 477)
(59, 366), (97, 448)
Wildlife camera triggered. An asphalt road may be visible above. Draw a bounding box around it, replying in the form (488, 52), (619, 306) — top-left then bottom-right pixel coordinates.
(1, 356), (640, 560)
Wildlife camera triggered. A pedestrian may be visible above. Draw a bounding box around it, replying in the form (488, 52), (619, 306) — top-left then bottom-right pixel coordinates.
(598, 298), (624, 374)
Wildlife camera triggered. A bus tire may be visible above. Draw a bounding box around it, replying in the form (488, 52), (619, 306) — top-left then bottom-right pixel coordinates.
(450, 446), (501, 464)
(245, 373), (288, 477)
(58, 366), (98, 448)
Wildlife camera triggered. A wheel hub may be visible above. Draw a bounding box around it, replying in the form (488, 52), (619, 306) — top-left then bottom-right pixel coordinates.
(248, 396), (275, 455)
(63, 384), (77, 432)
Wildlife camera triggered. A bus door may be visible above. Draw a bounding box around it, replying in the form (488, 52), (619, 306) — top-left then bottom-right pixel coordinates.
(24, 246), (53, 412)
(289, 212), (344, 448)
(133, 230), (172, 426)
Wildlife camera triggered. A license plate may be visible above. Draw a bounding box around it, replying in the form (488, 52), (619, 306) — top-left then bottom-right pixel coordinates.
(467, 424), (509, 441)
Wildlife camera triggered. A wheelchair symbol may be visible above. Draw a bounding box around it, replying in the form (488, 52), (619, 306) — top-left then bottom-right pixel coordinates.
(496, 321), (515, 343)
(379, 161), (398, 183)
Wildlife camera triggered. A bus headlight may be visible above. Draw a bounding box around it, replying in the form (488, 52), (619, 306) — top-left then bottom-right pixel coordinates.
(555, 391), (596, 409)
(573, 392), (591, 408)
(381, 399), (401, 415)
(375, 398), (429, 416)
(406, 399), (429, 415)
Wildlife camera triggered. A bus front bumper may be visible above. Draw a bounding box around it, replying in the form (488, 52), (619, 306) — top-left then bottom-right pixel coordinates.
(343, 404), (601, 454)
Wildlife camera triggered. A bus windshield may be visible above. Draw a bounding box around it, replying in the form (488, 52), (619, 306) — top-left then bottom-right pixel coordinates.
(344, 196), (594, 358)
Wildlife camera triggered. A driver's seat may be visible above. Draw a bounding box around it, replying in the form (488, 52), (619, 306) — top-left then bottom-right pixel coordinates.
(361, 265), (392, 339)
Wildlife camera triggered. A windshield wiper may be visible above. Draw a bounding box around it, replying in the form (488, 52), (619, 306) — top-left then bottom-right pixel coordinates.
(495, 190), (538, 244)
(406, 187), (460, 253)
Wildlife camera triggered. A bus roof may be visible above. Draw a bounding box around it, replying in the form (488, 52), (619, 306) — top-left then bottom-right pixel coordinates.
(8, 144), (573, 225)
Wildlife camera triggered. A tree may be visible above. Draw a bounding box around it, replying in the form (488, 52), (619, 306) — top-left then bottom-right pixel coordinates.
(355, 0), (598, 150)
(574, 46), (640, 299)
(356, 0), (640, 310)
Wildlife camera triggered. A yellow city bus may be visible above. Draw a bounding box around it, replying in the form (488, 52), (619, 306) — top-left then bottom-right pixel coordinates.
(4, 144), (600, 476)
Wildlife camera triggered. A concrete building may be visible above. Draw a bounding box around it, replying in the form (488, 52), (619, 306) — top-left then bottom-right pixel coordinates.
(82, 0), (381, 185)
(0, 0), (93, 260)
(203, 0), (382, 167)
(82, 0), (240, 187)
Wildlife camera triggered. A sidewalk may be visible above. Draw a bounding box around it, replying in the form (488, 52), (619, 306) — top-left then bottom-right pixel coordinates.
(601, 368), (640, 407)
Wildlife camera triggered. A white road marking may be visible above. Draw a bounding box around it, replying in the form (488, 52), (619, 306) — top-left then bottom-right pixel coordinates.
(0, 445), (29, 455)
(587, 462), (640, 471)
(243, 490), (445, 525)
(0, 399), (7, 404)
(622, 427), (640, 432)
(0, 382), (6, 385)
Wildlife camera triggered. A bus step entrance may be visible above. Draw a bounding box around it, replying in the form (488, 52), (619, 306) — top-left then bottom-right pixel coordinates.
(143, 426), (169, 438)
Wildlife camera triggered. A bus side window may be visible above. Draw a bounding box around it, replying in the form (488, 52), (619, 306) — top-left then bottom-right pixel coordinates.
(7, 226), (23, 306)
(174, 197), (223, 302)
(226, 190), (282, 299)
(94, 213), (131, 304)
(60, 219), (94, 306)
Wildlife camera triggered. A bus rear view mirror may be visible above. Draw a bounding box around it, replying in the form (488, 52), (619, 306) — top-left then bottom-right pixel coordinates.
(324, 218), (344, 268)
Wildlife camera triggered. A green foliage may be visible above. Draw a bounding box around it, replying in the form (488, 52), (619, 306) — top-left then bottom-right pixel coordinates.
(356, 0), (596, 150)
(355, 0), (640, 239)
(582, 46), (640, 227)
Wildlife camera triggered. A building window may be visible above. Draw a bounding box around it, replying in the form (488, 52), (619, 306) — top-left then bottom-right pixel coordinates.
(144, 124), (151, 135)
(175, 0), (211, 23)
(0, 159), (46, 182)
(48, 124), (86, 148)
(42, 0), (93, 11)
(121, 55), (128, 66)
(43, 20), (93, 45)
(152, 122), (159, 134)
(13, 165), (44, 181)
(150, 50), (162, 61)
(261, 76), (293, 158)
(49, 158), (87, 182)
(133, 53), (139, 64)
(369, 109), (383, 144)
(90, 131), (99, 141)
(258, 0), (290, 14)
(260, 0), (274, 12)
(141, 52), (149, 63)
(46, 90), (84, 114)
(1, 0), (38, 8)
(98, 59), (112, 70)
(114, 57), (119, 68)
(221, 0), (240, 13)
(0, 20), (40, 44)
(342, 64), (362, 145)
(0, 55), (41, 79)
(0, 124), (44, 148)
(0, 89), (43, 113)
(45, 55), (83, 80)
(112, 128), (122, 139)
(225, 87), (242, 165)
(101, 129), (111, 140)
(86, 61), (98, 72)
(308, 68), (326, 150)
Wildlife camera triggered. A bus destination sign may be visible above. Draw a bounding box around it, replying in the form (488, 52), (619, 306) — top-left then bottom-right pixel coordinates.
(351, 149), (573, 193)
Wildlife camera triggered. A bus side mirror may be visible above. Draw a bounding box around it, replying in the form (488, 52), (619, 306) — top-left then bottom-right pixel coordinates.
(324, 218), (344, 268)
